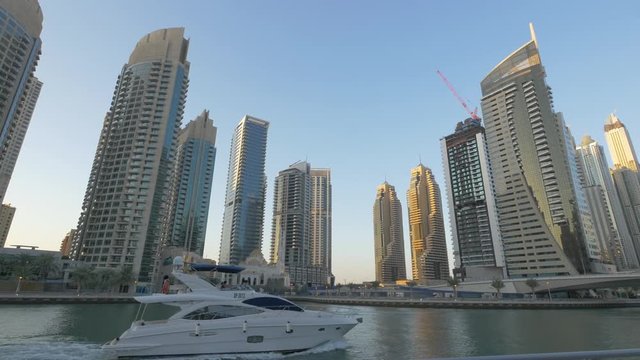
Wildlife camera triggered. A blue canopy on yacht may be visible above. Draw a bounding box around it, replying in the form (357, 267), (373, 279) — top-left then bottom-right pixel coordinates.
(189, 263), (245, 273)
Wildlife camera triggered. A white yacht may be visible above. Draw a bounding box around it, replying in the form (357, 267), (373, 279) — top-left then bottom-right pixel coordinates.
(103, 264), (361, 358)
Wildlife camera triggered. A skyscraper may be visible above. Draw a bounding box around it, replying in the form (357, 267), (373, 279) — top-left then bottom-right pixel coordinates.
(72, 28), (190, 284)
(373, 182), (407, 283)
(161, 110), (217, 257)
(0, 0), (42, 164)
(270, 161), (313, 285)
(561, 117), (608, 273)
(604, 114), (639, 171)
(407, 164), (449, 282)
(577, 135), (638, 268)
(0, 77), (42, 204)
(219, 115), (269, 265)
(0, 203), (15, 248)
(480, 24), (585, 277)
(441, 118), (505, 280)
(310, 168), (332, 284)
(611, 168), (640, 263)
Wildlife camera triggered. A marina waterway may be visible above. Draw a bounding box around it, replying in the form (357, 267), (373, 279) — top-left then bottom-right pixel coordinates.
(1, 302), (639, 359)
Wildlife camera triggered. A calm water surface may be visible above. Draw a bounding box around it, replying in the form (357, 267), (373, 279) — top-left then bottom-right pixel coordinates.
(1, 302), (639, 359)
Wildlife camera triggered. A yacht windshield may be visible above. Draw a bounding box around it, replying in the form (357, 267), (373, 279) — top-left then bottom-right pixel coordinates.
(242, 297), (304, 312)
(182, 305), (263, 320)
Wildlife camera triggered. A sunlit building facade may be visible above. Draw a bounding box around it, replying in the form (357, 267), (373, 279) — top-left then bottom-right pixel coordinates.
(59, 229), (76, 258)
(162, 110), (217, 257)
(219, 116), (269, 265)
(441, 119), (505, 280)
(72, 28), (190, 283)
(604, 114), (639, 172)
(373, 182), (407, 283)
(407, 164), (450, 283)
(480, 24), (586, 277)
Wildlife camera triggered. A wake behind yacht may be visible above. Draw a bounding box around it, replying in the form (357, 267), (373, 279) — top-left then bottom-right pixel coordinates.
(103, 264), (361, 358)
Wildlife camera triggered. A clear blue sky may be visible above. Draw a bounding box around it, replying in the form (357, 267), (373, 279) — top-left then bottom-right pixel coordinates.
(6, 0), (640, 283)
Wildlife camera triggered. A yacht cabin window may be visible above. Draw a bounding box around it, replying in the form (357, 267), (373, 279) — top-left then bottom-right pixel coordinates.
(242, 297), (304, 312)
(182, 305), (263, 320)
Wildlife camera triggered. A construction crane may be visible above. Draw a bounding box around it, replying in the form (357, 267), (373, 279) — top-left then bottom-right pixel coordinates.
(436, 70), (480, 120)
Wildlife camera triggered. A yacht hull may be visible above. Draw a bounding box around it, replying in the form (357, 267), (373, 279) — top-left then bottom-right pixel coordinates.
(103, 314), (358, 358)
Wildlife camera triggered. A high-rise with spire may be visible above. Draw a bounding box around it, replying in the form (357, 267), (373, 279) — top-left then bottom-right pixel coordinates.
(0, 1), (43, 203)
(407, 164), (450, 282)
(480, 24), (588, 277)
(219, 116), (269, 265)
(161, 110), (217, 257)
(441, 118), (505, 280)
(577, 135), (638, 269)
(605, 114), (639, 171)
(71, 28), (190, 284)
(373, 182), (407, 283)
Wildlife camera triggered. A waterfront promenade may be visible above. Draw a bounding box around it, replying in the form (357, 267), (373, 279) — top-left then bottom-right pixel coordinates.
(0, 292), (136, 304)
(289, 295), (640, 309)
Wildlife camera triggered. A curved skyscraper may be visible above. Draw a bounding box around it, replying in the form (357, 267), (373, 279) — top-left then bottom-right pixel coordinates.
(480, 24), (587, 277)
(219, 115), (269, 265)
(72, 28), (190, 284)
(0, 0), (43, 203)
(373, 182), (407, 283)
(407, 164), (449, 282)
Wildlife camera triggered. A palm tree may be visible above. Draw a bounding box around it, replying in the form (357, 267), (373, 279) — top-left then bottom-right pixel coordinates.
(0, 254), (11, 277)
(71, 265), (94, 294)
(34, 254), (60, 280)
(14, 254), (35, 279)
(491, 278), (505, 299)
(525, 278), (539, 299)
(446, 276), (460, 299)
(95, 268), (120, 293)
(118, 267), (135, 293)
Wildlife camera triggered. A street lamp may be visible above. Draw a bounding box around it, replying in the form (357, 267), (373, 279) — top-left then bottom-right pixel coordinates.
(546, 281), (551, 301)
(453, 284), (458, 300)
(15, 276), (22, 296)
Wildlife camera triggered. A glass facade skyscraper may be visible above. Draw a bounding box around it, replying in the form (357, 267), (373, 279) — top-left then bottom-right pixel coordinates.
(480, 24), (586, 277)
(72, 28), (190, 283)
(407, 164), (449, 282)
(311, 169), (332, 285)
(162, 110), (217, 257)
(373, 182), (407, 283)
(441, 118), (505, 280)
(0, 0), (42, 202)
(219, 115), (269, 265)
(577, 135), (638, 268)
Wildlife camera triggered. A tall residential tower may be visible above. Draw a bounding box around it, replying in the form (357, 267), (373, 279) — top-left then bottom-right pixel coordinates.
(441, 119), (505, 280)
(162, 110), (217, 257)
(373, 182), (407, 283)
(72, 28), (190, 284)
(0, 1), (43, 202)
(219, 116), (269, 265)
(310, 169), (332, 284)
(480, 24), (586, 277)
(605, 114), (639, 171)
(407, 164), (450, 283)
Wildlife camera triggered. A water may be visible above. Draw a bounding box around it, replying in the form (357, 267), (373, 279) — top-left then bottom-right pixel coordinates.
(1, 302), (640, 359)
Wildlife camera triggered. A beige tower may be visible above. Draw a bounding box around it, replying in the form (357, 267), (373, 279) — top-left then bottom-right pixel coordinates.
(373, 182), (407, 283)
(605, 114), (639, 171)
(406, 164), (450, 283)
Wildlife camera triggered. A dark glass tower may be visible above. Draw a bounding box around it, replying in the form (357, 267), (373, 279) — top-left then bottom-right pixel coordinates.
(219, 115), (269, 265)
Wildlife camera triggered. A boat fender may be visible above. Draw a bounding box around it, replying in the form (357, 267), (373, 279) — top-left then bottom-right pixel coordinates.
(243, 320), (247, 333)
(286, 321), (293, 334)
(195, 322), (200, 336)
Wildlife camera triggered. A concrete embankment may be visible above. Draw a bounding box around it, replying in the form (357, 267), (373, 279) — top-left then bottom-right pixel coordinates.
(0, 293), (136, 304)
(288, 296), (640, 309)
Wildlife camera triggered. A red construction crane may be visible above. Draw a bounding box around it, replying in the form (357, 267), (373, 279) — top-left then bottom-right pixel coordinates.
(436, 70), (480, 120)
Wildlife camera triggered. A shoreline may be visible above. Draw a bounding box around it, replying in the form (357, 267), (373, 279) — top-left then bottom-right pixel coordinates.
(288, 295), (640, 309)
(2, 292), (639, 309)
